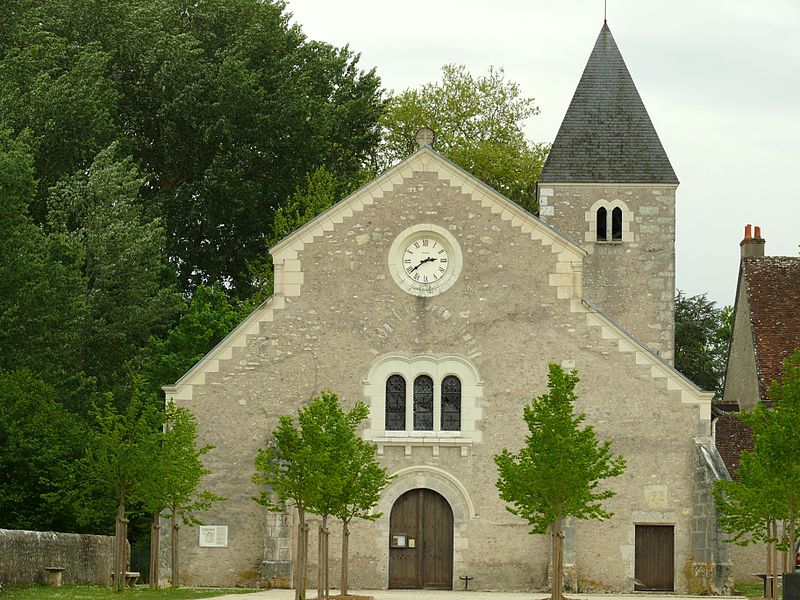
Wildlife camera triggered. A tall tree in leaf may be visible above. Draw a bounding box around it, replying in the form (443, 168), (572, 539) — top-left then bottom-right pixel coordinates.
(378, 64), (547, 213)
(253, 414), (316, 600)
(48, 143), (182, 396)
(334, 432), (392, 596)
(1, 0), (384, 296)
(300, 392), (370, 599)
(137, 401), (222, 589)
(495, 364), (626, 600)
(137, 283), (246, 398)
(76, 386), (161, 592)
(674, 290), (732, 397)
(0, 369), (89, 532)
(714, 349), (800, 599)
(0, 129), (89, 406)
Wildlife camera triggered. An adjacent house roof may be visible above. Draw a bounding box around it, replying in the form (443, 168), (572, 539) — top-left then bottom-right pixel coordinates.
(539, 22), (678, 184)
(714, 410), (753, 481)
(742, 256), (800, 402)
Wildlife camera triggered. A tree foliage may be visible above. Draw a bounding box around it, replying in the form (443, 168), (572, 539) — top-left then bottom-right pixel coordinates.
(0, 0), (384, 296)
(0, 369), (89, 532)
(714, 349), (800, 588)
(674, 290), (732, 397)
(253, 391), (389, 600)
(495, 364), (626, 600)
(378, 64), (547, 213)
(137, 401), (223, 589)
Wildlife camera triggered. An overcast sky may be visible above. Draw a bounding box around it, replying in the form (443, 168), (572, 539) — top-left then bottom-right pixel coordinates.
(286, 0), (799, 307)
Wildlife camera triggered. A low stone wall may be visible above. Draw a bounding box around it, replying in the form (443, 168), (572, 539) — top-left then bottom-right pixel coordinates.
(0, 529), (117, 586)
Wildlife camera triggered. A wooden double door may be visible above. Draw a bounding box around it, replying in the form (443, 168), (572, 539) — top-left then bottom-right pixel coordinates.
(389, 489), (453, 589)
(634, 525), (674, 591)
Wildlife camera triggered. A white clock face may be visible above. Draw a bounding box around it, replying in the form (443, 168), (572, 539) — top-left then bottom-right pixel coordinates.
(402, 237), (449, 285)
(388, 224), (462, 298)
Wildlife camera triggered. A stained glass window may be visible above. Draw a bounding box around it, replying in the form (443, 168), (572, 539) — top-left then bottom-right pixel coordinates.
(441, 376), (461, 431)
(413, 375), (434, 430)
(385, 375), (406, 431)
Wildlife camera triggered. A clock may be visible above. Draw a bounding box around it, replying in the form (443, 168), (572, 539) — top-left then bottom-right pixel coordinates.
(388, 224), (462, 297)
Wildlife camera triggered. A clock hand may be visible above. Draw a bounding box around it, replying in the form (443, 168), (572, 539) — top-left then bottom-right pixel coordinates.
(409, 256), (436, 273)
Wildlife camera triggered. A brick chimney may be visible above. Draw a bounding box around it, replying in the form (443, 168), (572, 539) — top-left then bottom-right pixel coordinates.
(740, 224), (765, 258)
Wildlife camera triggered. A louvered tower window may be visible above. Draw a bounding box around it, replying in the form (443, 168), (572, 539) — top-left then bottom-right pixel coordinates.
(596, 207), (608, 241)
(612, 207), (623, 240)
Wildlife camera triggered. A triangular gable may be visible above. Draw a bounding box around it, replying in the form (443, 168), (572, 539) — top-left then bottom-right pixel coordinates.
(165, 146), (712, 416)
(271, 146), (585, 263)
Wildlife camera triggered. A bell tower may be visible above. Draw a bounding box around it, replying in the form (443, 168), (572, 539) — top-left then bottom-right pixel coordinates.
(537, 21), (678, 363)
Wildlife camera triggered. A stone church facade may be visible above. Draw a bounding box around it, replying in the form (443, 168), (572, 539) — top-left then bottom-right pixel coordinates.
(162, 23), (730, 593)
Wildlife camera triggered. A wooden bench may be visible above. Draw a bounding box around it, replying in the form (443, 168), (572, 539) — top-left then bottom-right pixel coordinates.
(753, 573), (782, 597)
(44, 566), (65, 587)
(111, 571), (141, 588)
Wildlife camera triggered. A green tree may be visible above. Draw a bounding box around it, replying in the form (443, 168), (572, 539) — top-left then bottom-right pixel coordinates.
(674, 290), (732, 397)
(137, 402), (223, 589)
(76, 386), (161, 592)
(334, 433), (392, 596)
(0, 129), (89, 408)
(47, 143), (182, 396)
(299, 392), (370, 599)
(494, 364), (626, 600)
(714, 349), (800, 599)
(137, 283), (246, 398)
(253, 413), (315, 600)
(0, 369), (89, 532)
(378, 64), (548, 213)
(1, 0), (383, 296)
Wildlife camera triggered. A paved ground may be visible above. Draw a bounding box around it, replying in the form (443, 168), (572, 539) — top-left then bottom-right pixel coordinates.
(209, 590), (744, 600)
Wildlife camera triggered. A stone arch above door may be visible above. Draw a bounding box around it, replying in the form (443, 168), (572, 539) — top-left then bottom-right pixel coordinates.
(378, 465), (476, 521)
(373, 466), (474, 589)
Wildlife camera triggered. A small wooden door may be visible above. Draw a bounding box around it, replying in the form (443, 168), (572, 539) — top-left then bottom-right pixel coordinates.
(389, 489), (453, 589)
(635, 525), (674, 591)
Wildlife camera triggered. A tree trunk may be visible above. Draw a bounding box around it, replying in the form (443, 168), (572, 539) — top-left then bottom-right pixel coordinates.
(322, 514), (329, 599)
(171, 508), (180, 588)
(767, 536), (773, 600)
(317, 523), (323, 599)
(340, 521), (350, 597)
(551, 519), (564, 600)
(113, 501), (127, 593)
(295, 509), (308, 600)
(149, 511), (160, 590)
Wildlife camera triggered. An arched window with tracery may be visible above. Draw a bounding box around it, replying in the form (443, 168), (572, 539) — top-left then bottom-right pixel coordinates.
(441, 376), (461, 431)
(596, 207), (608, 241)
(413, 375), (434, 430)
(385, 375), (406, 431)
(612, 207), (623, 241)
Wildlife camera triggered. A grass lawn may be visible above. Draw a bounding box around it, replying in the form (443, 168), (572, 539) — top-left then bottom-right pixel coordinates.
(734, 580), (765, 598)
(0, 586), (256, 600)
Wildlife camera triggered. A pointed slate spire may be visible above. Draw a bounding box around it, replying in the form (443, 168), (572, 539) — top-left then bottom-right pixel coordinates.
(539, 22), (678, 184)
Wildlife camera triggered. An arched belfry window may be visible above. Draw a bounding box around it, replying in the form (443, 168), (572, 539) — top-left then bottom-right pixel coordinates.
(596, 207), (608, 241)
(612, 207), (623, 241)
(441, 376), (461, 431)
(413, 375), (434, 431)
(385, 375), (406, 431)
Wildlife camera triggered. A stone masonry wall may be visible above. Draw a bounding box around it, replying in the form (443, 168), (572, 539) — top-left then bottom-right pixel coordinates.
(168, 164), (709, 591)
(540, 183), (676, 363)
(0, 529), (116, 587)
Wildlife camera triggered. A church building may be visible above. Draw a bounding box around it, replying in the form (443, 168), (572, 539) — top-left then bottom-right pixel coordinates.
(162, 22), (730, 593)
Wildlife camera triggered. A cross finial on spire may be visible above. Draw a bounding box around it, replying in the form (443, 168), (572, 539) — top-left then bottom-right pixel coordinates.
(604, 0), (607, 23)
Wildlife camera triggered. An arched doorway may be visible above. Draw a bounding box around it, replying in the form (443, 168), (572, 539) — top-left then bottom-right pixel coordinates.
(388, 488), (453, 589)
